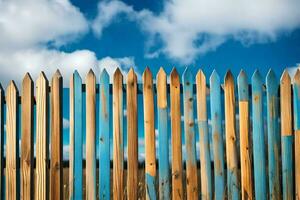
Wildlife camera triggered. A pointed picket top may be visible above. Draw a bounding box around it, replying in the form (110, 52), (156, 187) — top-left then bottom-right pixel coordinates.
(266, 69), (278, 93)
(294, 69), (300, 85)
(53, 69), (62, 78)
(23, 72), (33, 85)
(170, 67), (180, 88)
(7, 80), (18, 94)
(237, 70), (248, 101)
(37, 71), (48, 84)
(224, 70), (234, 86)
(86, 69), (95, 79)
(182, 67), (193, 84)
(196, 70), (206, 85)
(127, 67), (137, 83)
(210, 69), (220, 83)
(280, 69), (291, 85)
(100, 68), (109, 83)
(143, 67), (152, 81)
(251, 70), (263, 85)
(156, 67), (166, 81)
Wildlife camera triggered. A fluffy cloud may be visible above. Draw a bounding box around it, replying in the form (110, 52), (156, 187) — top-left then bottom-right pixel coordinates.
(0, 0), (136, 87)
(93, 0), (300, 64)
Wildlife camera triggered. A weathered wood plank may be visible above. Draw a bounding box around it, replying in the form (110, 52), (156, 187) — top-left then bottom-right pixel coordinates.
(86, 70), (96, 200)
(196, 70), (212, 200)
(210, 70), (225, 199)
(293, 69), (300, 200)
(69, 70), (83, 200)
(183, 68), (198, 199)
(237, 70), (253, 200)
(224, 71), (240, 200)
(50, 70), (63, 200)
(0, 84), (3, 199)
(280, 70), (294, 200)
(266, 69), (281, 199)
(143, 67), (157, 200)
(157, 67), (170, 200)
(170, 68), (183, 200)
(127, 68), (138, 200)
(21, 73), (34, 200)
(113, 68), (124, 200)
(99, 69), (111, 200)
(251, 70), (267, 200)
(6, 81), (19, 200)
(35, 72), (49, 200)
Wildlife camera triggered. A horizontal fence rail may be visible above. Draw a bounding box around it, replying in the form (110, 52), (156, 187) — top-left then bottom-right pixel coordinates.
(0, 67), (299, 199)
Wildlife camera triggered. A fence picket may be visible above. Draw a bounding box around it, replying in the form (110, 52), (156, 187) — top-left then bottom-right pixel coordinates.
(127, 68), (138, 199)
(99, 69), (111, 199)
(170, 68), (183, 200)
(21, 74), (34, 200)
(224, 71), (240, 200)
(210, 70), (225, 199)
(50, 70), (63, 200)
(266, 69), (281, 199)
(0, 84), (3, 199)
(251, 70), (267, 200)
(113, 68), (124, 200)
(86, 70), (97, 200)
(183, 68), (198, 199)
(237, 70), (253, 200)
(69, 70), (83, 200)
(35, 72), (49, 200)
(280, 70), (294, 200)
(6, 81), (19, 200)
(143, 67), (157, 200)
(196, 70), (212, 200)
(157, 67), (170, 200)
(293, 69), (300, 199)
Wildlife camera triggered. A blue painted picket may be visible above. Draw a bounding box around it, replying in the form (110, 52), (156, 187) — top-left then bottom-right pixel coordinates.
(156, 68), (170, 200)
(266, 69), (281, 198)
(99, 69), (110, 199)
(183, 68), (198, 199)
(210, 70), (225, 199)
(280, 70), (294, 200)
(251, 70), (267, 200)
(71, 70), (83, 200)
(196, 70), (212, 200)
(293, 69), (300, 199)
(237, 70), (253, 199)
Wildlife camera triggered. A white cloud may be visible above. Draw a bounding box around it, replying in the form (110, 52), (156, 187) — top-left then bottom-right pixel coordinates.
(0, 0), (88, 51)
(93, 0), (300, 64)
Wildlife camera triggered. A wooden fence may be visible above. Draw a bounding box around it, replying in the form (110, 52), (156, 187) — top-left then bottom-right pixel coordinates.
(0, 67), (299, 200)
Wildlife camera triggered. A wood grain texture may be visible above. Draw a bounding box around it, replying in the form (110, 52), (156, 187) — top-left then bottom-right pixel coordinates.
(50, 70), (63, 200)
(69, 71), (83, 200)
(86, 70), (97, 200)
(0, 84), (3, 200)
(157, 67), (170, 200)
(127, 68), (138, 200)
(182, 68), (198, 199)
(99, 69), (110, 199)
(280, 70), (294, 200)
(6, 81), (19, 200)
(196, 70), (212, 200)
(224, 71), (240, 200)
(251, 70), (267, 200)
(143, 67), (157, 200)
(113, 68), (124, 200)
(293, 69), (300, 200)
(21, 73), (34, 200)
(266, 70), (281, 199)
(170, 68), (183, 200)
(210, 70), (225, 199)
(237, 70), (253, 200)
(35, 72), (49, 200)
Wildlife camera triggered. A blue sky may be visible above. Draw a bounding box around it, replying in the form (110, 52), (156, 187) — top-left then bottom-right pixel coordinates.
(0, 0), (300, 160)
